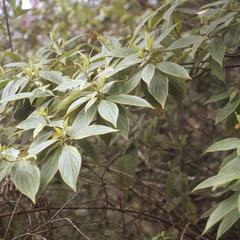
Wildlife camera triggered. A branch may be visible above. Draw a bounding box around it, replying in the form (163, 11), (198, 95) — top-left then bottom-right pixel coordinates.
(3, 193), (22, 239)
(2, 0), (13, 51)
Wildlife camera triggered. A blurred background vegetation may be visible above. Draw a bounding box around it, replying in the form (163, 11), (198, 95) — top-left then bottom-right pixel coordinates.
(0, 0), (239, 239)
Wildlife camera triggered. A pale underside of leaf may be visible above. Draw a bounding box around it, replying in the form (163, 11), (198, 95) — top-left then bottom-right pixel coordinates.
(205, 138), (240, 153)
(11, 161), (40, 203)
(58, 145), (82, 191)
(98, 99), (119, 127)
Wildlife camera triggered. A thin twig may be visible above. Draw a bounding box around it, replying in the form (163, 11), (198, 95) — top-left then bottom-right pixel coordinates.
(119, 197), (127, 240)
(180, 223), (190, 240)
(3, 193), (22, 240)
(2, 0), (13, 51)
(0, 205), (212, 240)
(31, 191), (81, 233)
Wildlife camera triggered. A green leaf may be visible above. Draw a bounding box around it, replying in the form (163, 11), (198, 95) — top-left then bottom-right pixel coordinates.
(0, 92), (33, 104)
(117, 106), (129, 139)
(217, 208), (240, 239)
(100, 55), (142, 78)
(85, 98), (97, 112)
(107, 47), (137, 58)
(0, 78), (28, 112)
(130, 6), (165, 44)
(191, 37), (205, 57)
(3, 51), (21, 62)
(220, 151), (237, 169)
(71, 105), (97, 131)
(194, 173), (240, 190)
(209, 38), (225, 66)
(209, 57), (225, 82)
(148, 70), (169, 108)
(0, 79), (13, 90)
(1, 78), (27, 100)
(39, 70), (65, 85)
(66, 96), (90, 115)
(120, 71), (142, 94)
(220, 157), (240, 174)
(163, 2), (178, 22)
(98, 99), (119, 127)
(202, 1), (227, 8)
(17, 115), (46, 130)
(215, 97), (240, 124)
(203, 193), (238, 234)
(54, 79), (87, 92)
(0, 161), (11, 182)
(102, 81), (117, 94)
(167, 35), (203, 51)
(1, 148), (20, 162)
(28, 139), (58, 156)
(141, 64), (155, 85)
(4, 62), (29, 68)
(39, 147), (62, 193)
(155, 23), (179, 45)
(11, 161), (40, 203)
(107, 94), (153, 108)
(205, 91), (231, 104)
(58, 145), (82, 191)
(69, 125), (118, 140)
(205, 138), (240, 153)
(55, 90), (83, 112)
(169, 77), (186, 101)
(156, 62), (190, 79)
